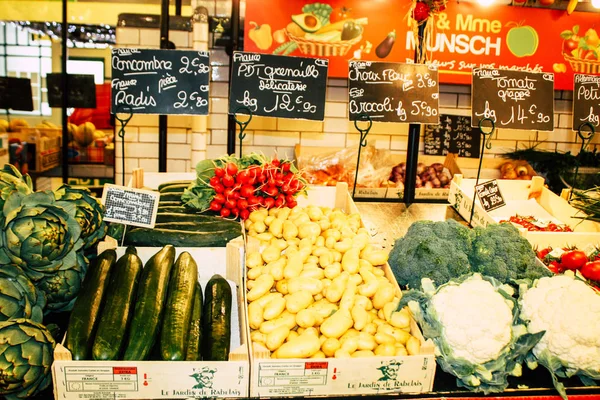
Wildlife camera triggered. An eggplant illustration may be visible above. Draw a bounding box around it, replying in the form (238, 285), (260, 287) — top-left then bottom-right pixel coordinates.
(375, 30), (396, 59)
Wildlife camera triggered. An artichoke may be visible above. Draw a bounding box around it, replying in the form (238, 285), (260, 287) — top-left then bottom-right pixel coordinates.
(0, 165), (33, 219)
(0, 265), (45, 323)
(0, 191), (83, 280)
(55, 184), (107, 249)
(0, 318), (55, 399)
(35, 251), (88, 313)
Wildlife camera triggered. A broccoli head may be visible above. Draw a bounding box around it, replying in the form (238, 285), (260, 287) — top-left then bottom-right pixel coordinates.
(469, 223), (552, 283)
(389, 220), (473, 290)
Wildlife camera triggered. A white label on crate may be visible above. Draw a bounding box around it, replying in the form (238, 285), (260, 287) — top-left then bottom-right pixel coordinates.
(258, 362), (329, 387)
(65, 366), (139, 392)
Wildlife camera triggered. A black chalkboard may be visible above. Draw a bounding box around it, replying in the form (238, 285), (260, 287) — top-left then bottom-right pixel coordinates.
(101, 184), (159, 229)
(47, 74), (97, 108)
(472, 68), (554, 131)
(229, 51), (328, 121)
(475, 179), (506, 212)
(111, 48), (210, 115)
(348, 61), (439, 124)
(0, 77), (34, 111)
(424, 114), (481, 158)
(573, 74), (600, 131)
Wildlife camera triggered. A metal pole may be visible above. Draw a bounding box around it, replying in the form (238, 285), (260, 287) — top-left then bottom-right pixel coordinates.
(403, 23), (427, 204)
(61, 0), (69, 183)
(175, 0), (182, 16)
(226, 0), (241, 155)
(158, 0), (169, 172)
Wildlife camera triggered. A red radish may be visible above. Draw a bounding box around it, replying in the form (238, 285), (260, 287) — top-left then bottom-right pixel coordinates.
(240, 209), (250, 220)
(264, 197), (276, 209)
(226, 162), (238, 176)
(230, 208), (239, 218)
(275, 198), (285, 208)
(222, 174), (235, 187)
(225, 199), (237, 209)
(287, 200), (297, 208)
(263, 185), (279, 198)
(213, 193), (226, 204)
(240, 185), (255, 199)
(209, 176), (220, 187)
(237, 199), (249, 209)
(220, 208), (231, 217)
(209, 201), (222, 211)
(214, 167), (225, 177)
(285, 194), (295, 204)
(271, 159), (281, 167)
(282, 163), (291, 172)
(213, 184), (225, 194)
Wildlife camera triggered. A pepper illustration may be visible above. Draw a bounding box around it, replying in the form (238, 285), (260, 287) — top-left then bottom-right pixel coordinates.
(248, 22), (273, 50)
(341, 20), (362, 41)
(375, 30), (396, 59)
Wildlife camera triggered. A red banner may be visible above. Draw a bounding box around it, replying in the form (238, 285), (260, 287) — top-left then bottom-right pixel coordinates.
(244, 0), (600, 90)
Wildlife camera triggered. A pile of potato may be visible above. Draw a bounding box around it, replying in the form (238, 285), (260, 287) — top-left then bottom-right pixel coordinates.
(244, 206), (422, 359)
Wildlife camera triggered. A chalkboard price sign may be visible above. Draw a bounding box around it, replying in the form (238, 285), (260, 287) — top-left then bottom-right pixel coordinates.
(111, 48), (210, 115)
(101, 184), (159, 229)
(475, 179), (506, 212)
(229, 51), (328, 120)
(472, 68), (554, 131)
(47, 74), (97, 108)
(0, 77), (34, 111)
(424, 114), (481, 158)
(573, 74), (600, 130)
(348, 61), (439, 124)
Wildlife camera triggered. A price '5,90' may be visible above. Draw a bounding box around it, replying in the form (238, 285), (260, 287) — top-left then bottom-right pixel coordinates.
(395, 100), (438, 121)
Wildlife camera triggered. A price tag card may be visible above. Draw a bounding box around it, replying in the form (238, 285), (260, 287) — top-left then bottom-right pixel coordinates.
(111, 48), (210, 115)
(229, 51), (328, 121)
(472, 68), (554, 131)
(424, 114), (481, 158)
(348, 61), (439, 124)
(573, 74), (600, 130)
(0, 77), (33, 112)
(47, 74), (97, 108)
(101, 184), (159, 229)
(475, 179), (506, 212)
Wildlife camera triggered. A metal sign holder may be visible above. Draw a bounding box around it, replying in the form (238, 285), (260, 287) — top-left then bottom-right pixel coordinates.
(469, 117), (495, 225)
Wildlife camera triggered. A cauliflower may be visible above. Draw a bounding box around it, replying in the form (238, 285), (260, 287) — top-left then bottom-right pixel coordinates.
(519, 274), (600, 397)
(402, 273), (543, 393)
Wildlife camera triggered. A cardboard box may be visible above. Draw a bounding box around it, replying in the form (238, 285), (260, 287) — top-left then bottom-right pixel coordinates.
(448, 175), (600, 244)
(10, 128), (61, 172)
(295, 145), (459, 200)
(246, 183), (437, 397)
(52, 238), (250, 399)
(453, 157), (537, 180)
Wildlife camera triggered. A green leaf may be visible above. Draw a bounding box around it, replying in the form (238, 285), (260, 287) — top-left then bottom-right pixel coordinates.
(560, 30), (573, 39)
(573, 25), (580, 34)
(195, 159), (216, 184)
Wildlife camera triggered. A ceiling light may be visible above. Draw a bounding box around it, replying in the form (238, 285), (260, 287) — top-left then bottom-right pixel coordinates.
(592, 0), (600, 9)
(478, 0), (495, 6)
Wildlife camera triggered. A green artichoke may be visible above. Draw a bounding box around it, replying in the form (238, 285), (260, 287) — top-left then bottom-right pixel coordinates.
(0, 165), (33, 218)
(0, 191), (83, 280)
(55, 185), (108, 249)
(0, 318), (55, 399)
(0, 265), (45, 323)
(35, 251), (88, 313)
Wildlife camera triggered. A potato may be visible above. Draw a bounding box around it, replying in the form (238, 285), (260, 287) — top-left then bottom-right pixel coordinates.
(372, 283), (395, 310)
(334, 238), (352, 253)
(251, 330), (267, 344)
(357, 332), (377, 351)
(270, 238), (288, 250)
(277, 207), (292, 221)
(395, 346), (408, 356)
(254, 221), (267, 234)
(292, 213), (311, 227)
(372, 268), (385, 277)
(249, 209), (268, 223)
(354, 295), (373, 311)
(268, 258), (286, 281)
(339, 328), (360, 344)
(323, 262), (342, 280)
(260, 312), (296, 334)
(244, 219), (253, 230)
(283, 253), (304, 279)
(276, 280), (289, 295)
(276, 332), (321, 359)
(315, 236), (325, 248)
(334, 349), (352, 358)
(331, 250), (342, 263)
(390, 328), (412, 345)
(300, 268), (324, 280)
(358, 280), (379, 298)
(247, 275), (275, 302)
(321, 309), (353, 339)
(296, 309), (317, 328)
(323, 229), (341, 241)
(321, 337), (341, 357)
(374, 343), (396, 356)
(311, 351), (326, 359)
(298, 222), (321, 239)
(264, 215), (275, 227)
(262, 245), (281, 264)
(361, 246), (389, 266)
(352, 233), (370, 251)
(286, 291), (314, 314)
(348, 274), (362, 286)
(351, 304), (370, 331)
(318, 219), (331, 232)
(339, 283), (357, 311)
(286, 330), (299, 342)
(362, 322), (377, 336)
(248, 301), (264, 330)
(340, 336), (359, 354)
(247, 252), (263, 269)
(303, 327), (320, 338)
(352, 350), (375, 358)
(375, 332), (395, 345)
(269, 218), (283, 238)
(325, 236), (337, 249)
(288, 277), (323, 295)
(390, 309), (411, 330)
(340, 248), (360, 274)
(247, 266), (264, 280)
(282, 221), (299, 240)
(309, 300), (338, 320)
(307, 206), (324, 221)
(266, 325), (290, 351)
(319, 252), (334, 268)
(263, 297), (286, 321)
(383, 298), (401, 322)
(406, 336), (421, 355)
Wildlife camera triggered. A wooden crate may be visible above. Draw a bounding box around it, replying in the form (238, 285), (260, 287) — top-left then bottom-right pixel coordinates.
(454, 157), (537, 180)
(10, 128), (61, 172)
(245, 183), (436, 397)
(52, 238), (250, 399)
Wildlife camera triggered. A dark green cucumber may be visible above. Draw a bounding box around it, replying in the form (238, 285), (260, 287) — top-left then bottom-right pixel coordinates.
(153, 222), (239, 233)
(160, 193), (183, 203)
(123, 245), (176, 361)
(202, 275), (232, 361)
(160, 252), (198, 361)
(65, 250), (117, 360)
(158, 206), (190, 214)
(159, 201), (183, 207)
(185, 282), (203, 361)
(158, 180), (192, 192)
(156, 213), (224, 224)
(92, 247), (142, 360)
(125, 227), (241, 247)
(159, 184), (190, 194)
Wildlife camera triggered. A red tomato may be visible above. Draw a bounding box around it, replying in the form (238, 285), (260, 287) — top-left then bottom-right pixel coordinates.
(560, 250), (588, 270)
(580, 261), (600, 281)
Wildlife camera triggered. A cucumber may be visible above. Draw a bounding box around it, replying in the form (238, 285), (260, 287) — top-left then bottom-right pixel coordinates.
(65, 250), (117, 360)
(92, 247), (142, 360)
(202, 275), (232, 361)
(123, 245), (176, 361)
(156, 213), (223, 224)
(159, 201), (183, 207)
(153, 222), (238, 233)
(158, 206), (190, 214)
(160, 252), (198, 361)
(125, 226), (241, 247)
(159, 184), (190, 194)
(160, 193), (183, 203)
(185, 282), (203, 361)
(158, 180), (192, 192)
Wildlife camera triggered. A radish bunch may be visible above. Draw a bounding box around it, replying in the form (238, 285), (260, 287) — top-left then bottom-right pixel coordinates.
(206, 158), (306, 220)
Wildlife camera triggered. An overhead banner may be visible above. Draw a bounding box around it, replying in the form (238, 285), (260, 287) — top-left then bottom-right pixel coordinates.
(244, 0), (600, 90)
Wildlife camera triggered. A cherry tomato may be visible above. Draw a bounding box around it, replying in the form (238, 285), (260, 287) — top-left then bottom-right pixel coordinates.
(560, 250), (588, 270)
(214, 167), (225, 177)
(220, 208), (231, 218)
(222, 174), (235, 187)
(226, 162), (238, 177)
(537, 247), (552, 260)
(580, 261), (600, 281)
